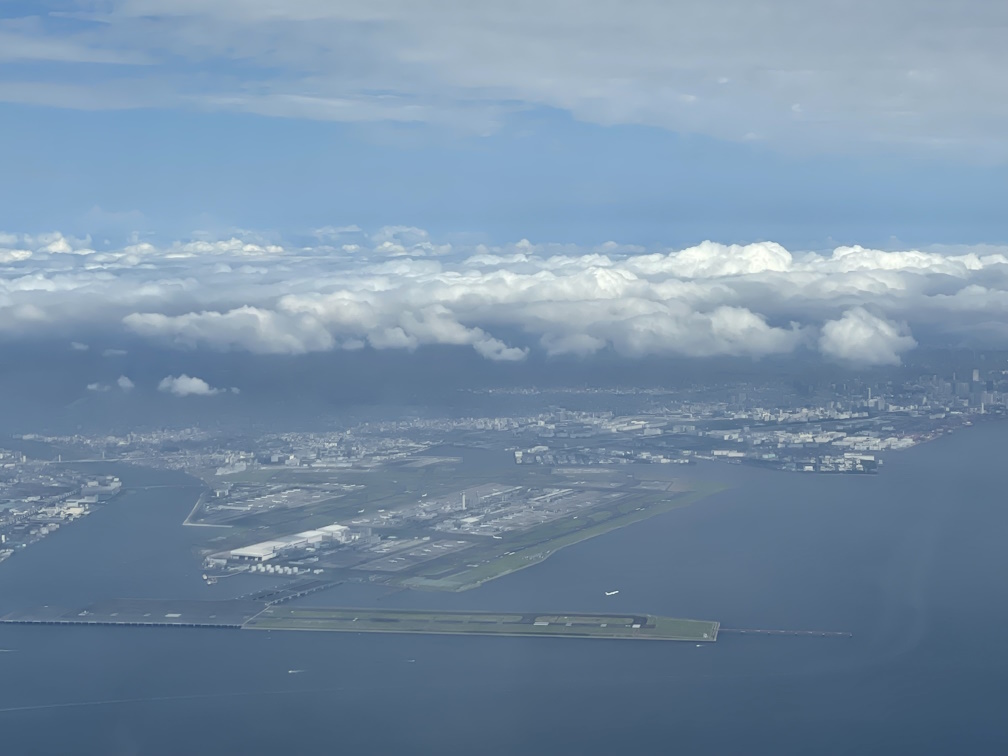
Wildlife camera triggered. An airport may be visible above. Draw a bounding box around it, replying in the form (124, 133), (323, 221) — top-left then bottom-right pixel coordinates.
(192, 457), (725, 594)
(0, 598), (720, 643)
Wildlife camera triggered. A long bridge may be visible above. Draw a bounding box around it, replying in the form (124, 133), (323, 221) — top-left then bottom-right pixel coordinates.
(235, 579), (343, 606)
(718, 628), (853, 638)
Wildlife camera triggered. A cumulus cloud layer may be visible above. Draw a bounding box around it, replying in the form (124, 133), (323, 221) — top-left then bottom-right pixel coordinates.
(3, 228), (1008, 366)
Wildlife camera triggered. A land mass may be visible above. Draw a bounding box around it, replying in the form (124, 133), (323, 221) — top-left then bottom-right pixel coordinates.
(246, 605), (719, 642)
(0, 599), (719, 643)
(185, 454), (730, 593)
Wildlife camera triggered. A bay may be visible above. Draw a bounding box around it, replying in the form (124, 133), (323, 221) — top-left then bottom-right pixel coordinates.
(1, 423), (1006, 754)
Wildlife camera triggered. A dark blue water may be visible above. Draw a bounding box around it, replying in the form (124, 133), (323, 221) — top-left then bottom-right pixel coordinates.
(2, 426), (1007, 754)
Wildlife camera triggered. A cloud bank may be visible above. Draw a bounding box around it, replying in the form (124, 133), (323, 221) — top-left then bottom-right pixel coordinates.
(4, 228), (1008, 366)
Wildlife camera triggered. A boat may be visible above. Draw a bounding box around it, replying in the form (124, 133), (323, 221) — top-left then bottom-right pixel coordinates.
(604, 590), (619, 596)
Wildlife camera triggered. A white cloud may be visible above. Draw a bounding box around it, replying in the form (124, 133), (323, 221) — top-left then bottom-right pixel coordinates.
(819, 308), (917, 366)
(0, 249), (32, 263)
(157, 374), (223, 396)
(117, 375), (135, 391)
(655, 241), (794, 278)
(71, 341), (89, 351)
(3, 228), (1008, 363)
(124, 306), (335, 354)
(163, 238), (286, 258)
(86, 382), (110, 392)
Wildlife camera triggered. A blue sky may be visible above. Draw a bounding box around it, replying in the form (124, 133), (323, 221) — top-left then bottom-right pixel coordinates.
(2, 1), (1006, 248)
(2, 103), (1007, 249)
(2, 1), (1008, 377)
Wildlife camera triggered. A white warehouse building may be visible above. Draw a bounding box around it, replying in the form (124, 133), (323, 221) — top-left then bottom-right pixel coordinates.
(228, 522), (357, 562)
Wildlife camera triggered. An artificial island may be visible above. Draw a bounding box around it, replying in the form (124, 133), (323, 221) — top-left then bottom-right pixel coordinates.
(0, 599), (719, 642)
(2, 442), (727, 641)
(5, 371), (964, 642)
(0, 454), (725, 642)
(188, 455), (726, 593)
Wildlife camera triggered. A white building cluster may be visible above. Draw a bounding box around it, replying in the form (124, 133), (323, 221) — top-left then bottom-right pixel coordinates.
(226, 523), (358, 563)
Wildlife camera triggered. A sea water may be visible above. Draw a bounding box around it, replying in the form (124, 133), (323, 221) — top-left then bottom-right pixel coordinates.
(1, 424), (1007, 754)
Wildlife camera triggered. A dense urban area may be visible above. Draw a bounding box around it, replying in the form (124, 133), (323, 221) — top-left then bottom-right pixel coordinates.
(0, 452), (120, 566)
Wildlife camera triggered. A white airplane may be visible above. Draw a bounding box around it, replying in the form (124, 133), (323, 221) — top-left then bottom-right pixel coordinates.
(604, 590), (620, 597)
